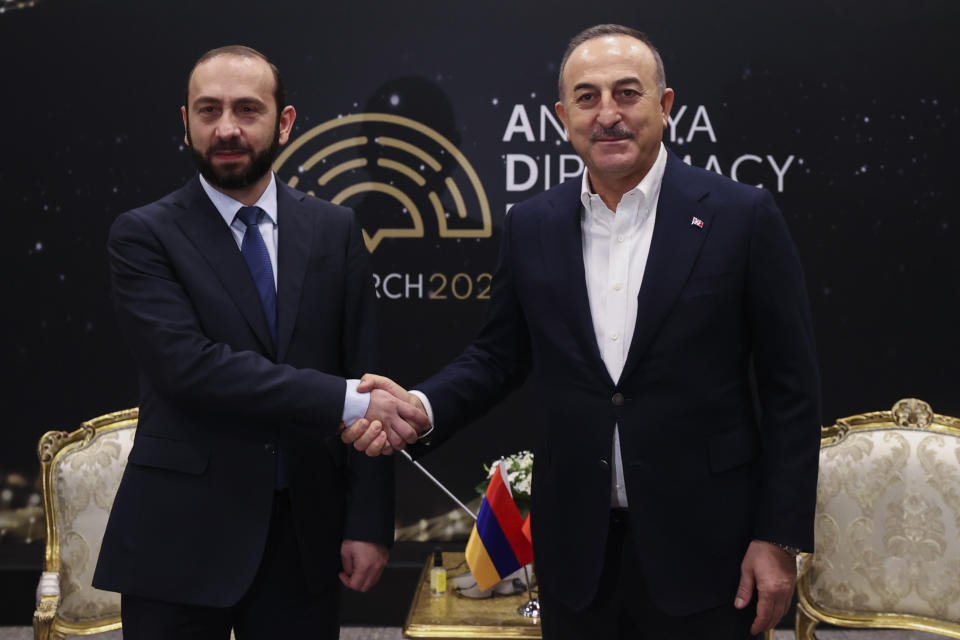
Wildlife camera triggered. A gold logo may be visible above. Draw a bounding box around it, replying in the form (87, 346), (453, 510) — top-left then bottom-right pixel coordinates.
(273, 113), (491, 252)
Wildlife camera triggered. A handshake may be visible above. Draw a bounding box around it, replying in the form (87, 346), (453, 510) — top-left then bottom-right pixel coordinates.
(340, 374), (431, 456)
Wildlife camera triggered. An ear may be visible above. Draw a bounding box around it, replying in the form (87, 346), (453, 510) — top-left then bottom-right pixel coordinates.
(555, 100), (569, 136)
(277, 105), (297, 146)
(659, 88), (675, 129)
(181, 106), (190, 147)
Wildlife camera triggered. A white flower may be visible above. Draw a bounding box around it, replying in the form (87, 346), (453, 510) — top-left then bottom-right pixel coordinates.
(482, 450), (534, 499)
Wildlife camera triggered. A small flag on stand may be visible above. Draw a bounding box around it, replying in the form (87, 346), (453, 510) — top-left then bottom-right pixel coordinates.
(464, 461), (534, 590)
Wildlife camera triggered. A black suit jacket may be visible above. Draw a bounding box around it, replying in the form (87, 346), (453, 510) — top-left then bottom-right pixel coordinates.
(93, 176), (393, 607)
(416, 150), (820, 615)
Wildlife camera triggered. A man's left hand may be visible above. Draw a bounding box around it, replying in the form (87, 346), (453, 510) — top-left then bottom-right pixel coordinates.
(339, 540), (389, 592)
(734, 539), (797, 635)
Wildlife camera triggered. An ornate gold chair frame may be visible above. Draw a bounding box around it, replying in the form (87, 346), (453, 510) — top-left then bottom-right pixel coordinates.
(34, 408), (138, 640)
(795, 398), (960, 639)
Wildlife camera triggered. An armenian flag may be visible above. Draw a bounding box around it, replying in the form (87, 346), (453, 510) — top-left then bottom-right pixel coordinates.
(464, 461), (533, 590)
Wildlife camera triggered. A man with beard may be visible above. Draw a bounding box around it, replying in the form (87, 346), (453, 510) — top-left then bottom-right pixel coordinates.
(346, 24), (820, 639)
(93, 46), (428, 639)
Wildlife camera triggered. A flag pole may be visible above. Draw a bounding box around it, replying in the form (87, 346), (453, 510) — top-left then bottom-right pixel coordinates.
(517, 563), (540, 618)
(400, 449), (477, 520)
(499, 457), (540, 617)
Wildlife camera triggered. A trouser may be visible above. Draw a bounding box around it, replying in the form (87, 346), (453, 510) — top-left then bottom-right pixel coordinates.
(121, 490), (340, 640)
(540, 509), (758, 640)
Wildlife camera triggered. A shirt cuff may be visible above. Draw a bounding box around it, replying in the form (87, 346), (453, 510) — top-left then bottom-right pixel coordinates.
(409, 390), (435, 440)
(342, 379), (371, 425)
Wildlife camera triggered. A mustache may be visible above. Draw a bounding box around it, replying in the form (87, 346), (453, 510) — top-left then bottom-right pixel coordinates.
(207, 139), (253, 154)
(590, 125), (634, 141)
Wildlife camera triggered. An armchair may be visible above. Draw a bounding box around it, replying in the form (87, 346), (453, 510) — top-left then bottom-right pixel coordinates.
(796, 398), (960, 638)
(33, 408), (137, 640)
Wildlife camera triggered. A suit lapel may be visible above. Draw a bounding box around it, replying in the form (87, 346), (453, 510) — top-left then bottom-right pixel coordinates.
(621, 152), (713, 379)
(275, 182), (311, 362)
(173, 177), (276, 357)
(540, 180), (614, 387)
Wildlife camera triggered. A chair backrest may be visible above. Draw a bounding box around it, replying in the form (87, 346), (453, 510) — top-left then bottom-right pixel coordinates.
(797, 398), (960, 637)
(36, 408), (137, 637)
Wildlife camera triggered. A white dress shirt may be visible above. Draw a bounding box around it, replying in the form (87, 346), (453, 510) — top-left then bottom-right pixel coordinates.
(581, 143), (667, 507)
(198, 173), (369, 423)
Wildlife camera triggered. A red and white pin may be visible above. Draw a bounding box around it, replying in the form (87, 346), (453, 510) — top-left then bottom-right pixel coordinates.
(691, 216), (704, 229)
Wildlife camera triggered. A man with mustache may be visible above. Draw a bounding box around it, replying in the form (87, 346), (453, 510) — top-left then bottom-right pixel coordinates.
(93, 45), (428, 639)
(347, 24), (820, 639)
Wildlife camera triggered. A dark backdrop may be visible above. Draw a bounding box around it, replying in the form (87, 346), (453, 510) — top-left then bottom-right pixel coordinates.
(2, 0), (957, 563)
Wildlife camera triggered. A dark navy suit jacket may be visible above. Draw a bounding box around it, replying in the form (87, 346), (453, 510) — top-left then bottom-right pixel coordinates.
(94, 176), (392, 606)
(416, 150), (820, 615)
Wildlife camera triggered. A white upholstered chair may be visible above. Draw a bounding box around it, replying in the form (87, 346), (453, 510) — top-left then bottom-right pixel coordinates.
(796, 398), (960, 638)
(33, 408), (137, 640)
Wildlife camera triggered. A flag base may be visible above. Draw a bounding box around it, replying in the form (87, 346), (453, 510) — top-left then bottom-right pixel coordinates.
(517, 598), (541, 619)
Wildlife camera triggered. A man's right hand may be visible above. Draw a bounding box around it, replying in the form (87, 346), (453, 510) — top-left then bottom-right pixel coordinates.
(341, 377), (429, 455)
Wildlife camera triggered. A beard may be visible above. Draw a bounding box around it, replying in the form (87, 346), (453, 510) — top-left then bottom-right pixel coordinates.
(186, 119), (280, 190)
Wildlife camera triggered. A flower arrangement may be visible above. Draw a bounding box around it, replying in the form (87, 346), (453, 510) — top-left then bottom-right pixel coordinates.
(475, 450), (533, 517)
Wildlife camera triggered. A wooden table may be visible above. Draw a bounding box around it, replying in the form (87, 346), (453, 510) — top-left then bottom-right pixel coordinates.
(403, 552), (542, 639)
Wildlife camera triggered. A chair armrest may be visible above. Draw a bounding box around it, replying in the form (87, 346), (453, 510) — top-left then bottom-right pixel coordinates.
(34, 573), (60, 640)
(36, 571), (60, 604)
(796, 551), (811, 579)
(33, 571), (60, 640)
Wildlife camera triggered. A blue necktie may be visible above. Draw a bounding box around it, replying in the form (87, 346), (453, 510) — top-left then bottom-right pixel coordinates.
(236, 206), (287, 489)
(236, 206), (277, 345)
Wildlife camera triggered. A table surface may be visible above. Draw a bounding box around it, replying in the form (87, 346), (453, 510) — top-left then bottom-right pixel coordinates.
(403, 552), (542, 639)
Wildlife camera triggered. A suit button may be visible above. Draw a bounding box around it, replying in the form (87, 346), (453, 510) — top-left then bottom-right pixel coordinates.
(611, 393), (625, 406)
(264, 444), (277, 455)
(599, 459), (610, 471)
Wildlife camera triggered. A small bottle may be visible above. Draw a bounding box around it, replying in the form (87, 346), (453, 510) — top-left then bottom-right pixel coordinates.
(429, 548), (447, 596)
